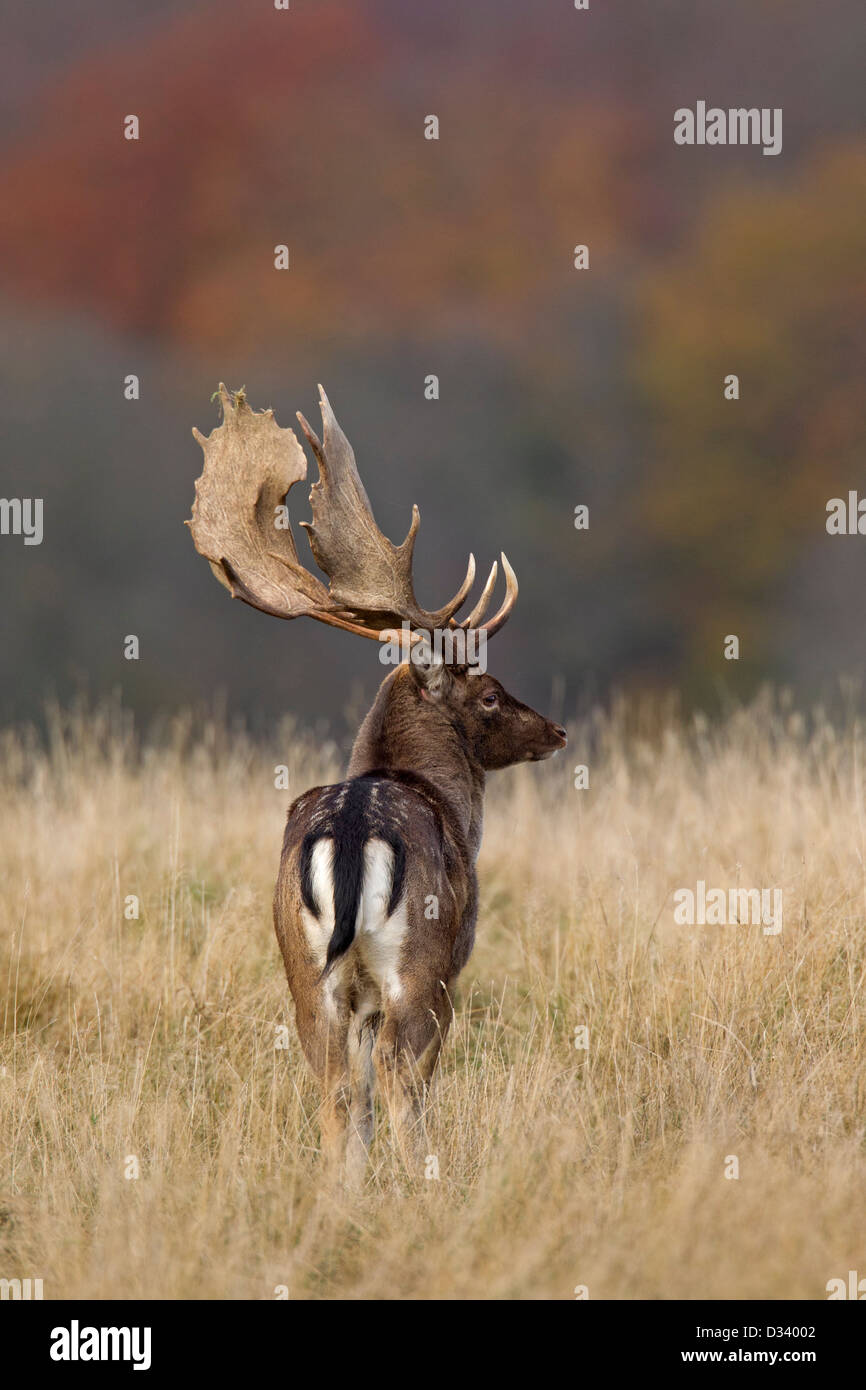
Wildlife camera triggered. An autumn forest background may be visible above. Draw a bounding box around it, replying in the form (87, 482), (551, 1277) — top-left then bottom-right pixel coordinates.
(1, 0), (865, 732)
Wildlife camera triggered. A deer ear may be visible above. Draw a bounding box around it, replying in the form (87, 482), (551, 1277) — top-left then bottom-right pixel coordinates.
(408, 642), (453, 701)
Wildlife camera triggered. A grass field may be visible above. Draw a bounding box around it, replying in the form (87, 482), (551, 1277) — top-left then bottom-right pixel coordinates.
(1, 691), (865, 1300)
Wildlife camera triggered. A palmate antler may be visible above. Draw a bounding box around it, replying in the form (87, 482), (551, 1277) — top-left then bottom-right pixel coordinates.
(189, 384), (517, 642)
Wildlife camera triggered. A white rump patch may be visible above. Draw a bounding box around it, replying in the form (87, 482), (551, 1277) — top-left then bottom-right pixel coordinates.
(301, 837), (334, 970)
(300, 835), (407, 1005)
(355, 839), (407, 1004)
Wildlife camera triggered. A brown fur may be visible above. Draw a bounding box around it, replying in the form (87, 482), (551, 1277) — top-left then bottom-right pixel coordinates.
(273, 659), (566, 1182)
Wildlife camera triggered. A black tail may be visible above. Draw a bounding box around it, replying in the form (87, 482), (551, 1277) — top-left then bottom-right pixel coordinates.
(299, 777), (406, 976)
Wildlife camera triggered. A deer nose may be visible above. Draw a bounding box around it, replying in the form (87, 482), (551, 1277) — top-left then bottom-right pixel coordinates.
(553, 724), (567, 742)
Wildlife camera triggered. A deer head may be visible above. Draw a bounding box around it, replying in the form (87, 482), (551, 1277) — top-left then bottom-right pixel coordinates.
(406, 663), (566, 769)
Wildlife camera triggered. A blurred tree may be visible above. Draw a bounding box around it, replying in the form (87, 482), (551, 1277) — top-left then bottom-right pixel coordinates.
(635, 142), (866, 697)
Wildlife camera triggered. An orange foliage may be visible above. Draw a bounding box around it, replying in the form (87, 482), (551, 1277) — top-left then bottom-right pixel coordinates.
(0, 4), (641, 351)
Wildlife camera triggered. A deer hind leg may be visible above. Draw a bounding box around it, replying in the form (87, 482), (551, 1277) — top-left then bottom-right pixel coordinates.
(291, 975), (355, 1173)
(313, 1024), (352, 1173)
(344, 1006), (378, 1188)
(374, 983), (452, 1175)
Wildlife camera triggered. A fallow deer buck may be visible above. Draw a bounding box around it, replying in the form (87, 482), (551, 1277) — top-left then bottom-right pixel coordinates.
(189, 384), (566, 1181)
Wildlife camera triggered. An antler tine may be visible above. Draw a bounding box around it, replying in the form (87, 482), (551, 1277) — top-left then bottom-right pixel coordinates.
(458, 558), (498, 629)
(295, 408), (325, 471)
(476, 553), (518, 636)
(436, 552), (476, 626)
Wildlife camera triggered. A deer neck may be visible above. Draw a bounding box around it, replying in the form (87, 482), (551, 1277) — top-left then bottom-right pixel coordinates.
(346, 667), (486, 859)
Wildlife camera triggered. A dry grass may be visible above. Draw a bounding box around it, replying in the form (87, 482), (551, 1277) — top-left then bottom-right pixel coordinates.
(1, 690), (865, 1300)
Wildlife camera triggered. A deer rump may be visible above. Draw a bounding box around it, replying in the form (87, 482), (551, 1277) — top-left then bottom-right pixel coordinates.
(283, 772), (456, 998)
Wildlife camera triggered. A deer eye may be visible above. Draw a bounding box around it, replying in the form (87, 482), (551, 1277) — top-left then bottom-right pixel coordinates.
(481, 692), (498, 708)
